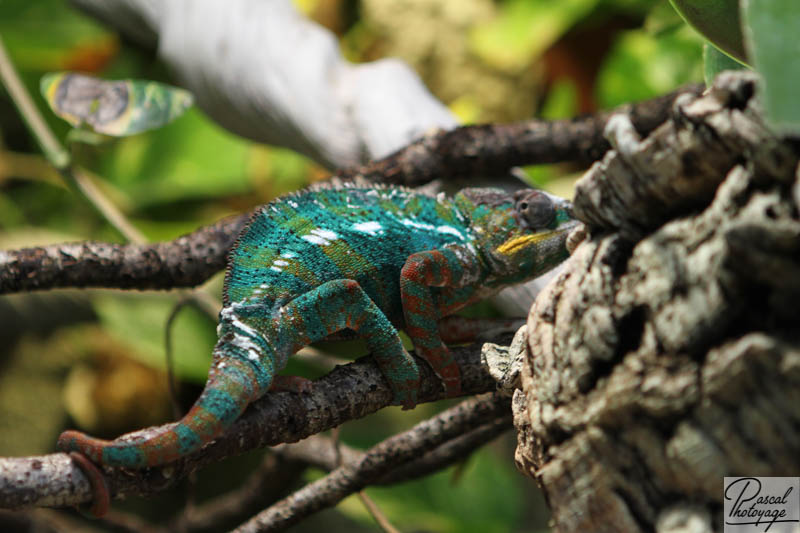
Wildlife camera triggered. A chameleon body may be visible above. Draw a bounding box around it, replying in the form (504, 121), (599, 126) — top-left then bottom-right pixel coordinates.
(58, 184), (576, 471)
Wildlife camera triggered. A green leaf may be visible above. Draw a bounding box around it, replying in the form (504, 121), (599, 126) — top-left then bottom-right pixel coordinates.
(703, 42), (747, 85)
(668, 0), (747, 63)
(742, 0), (800, 134)
(40, 72), (194, 136)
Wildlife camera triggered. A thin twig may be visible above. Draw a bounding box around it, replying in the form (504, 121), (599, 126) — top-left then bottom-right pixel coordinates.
(175, 455), (306, 533)
(271, 416), (513, 486)
(328, 426), (400, 533)
(68, 167), (147, 243)
(378, 415), (512, 485)
(357, 492), (402, 533)
(272, 435), (361, 472)
(330, 426), (343, 468)
(97, 509), (167, 533)
(162, 293), (223, 414)
(0, 34), (69, 168)
(164, 298), (191, 420)
(231, 394), (511, 533)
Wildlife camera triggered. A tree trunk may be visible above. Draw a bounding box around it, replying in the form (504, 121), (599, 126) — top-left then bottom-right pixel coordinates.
(516, 71), (800, 533)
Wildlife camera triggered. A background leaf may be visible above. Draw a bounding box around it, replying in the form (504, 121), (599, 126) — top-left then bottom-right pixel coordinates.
(742, 0), (800, 133)
(40, 72), (194, 136)
(668, 0), (746, 62)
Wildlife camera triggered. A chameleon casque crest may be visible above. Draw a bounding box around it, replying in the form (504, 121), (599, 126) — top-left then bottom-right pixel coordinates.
(57, 184), (577, 509)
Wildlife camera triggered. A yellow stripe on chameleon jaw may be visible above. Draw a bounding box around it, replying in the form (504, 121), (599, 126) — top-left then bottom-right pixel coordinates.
(496, 231), (557, 255)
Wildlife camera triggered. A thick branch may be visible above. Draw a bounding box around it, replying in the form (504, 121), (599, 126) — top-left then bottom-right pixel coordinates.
(0, 336), (503, 510)
(573, 72), (792, 241)
(232, 393), (511, 533)
(339, 83), (704, 187)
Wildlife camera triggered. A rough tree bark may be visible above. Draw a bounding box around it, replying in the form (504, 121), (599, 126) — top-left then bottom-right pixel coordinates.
(514, 72), (800, 532)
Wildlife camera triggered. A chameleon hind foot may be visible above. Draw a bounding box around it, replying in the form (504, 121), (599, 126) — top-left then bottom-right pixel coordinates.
(277, 278), (421, 410)
(67, 450), (110, 517)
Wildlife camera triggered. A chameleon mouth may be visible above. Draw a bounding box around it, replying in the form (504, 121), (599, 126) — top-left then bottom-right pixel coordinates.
(496, 231), (558, 255)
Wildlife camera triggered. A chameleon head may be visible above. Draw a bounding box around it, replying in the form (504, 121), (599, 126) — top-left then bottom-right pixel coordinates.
(454, 187), (578, 282)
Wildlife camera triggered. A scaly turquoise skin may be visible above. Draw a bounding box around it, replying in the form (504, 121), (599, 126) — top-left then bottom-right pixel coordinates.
(58, 184), (577, 469)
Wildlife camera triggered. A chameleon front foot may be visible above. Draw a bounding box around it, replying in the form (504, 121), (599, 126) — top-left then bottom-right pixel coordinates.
(66, 450), (110, 517)
(417, 346), (463, 398)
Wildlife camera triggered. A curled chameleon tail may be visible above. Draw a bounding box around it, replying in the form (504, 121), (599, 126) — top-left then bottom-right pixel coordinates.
(57, 340), (273, 468)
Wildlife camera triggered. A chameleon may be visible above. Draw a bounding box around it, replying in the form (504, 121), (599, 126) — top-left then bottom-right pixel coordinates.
(57, 183), (577, 511)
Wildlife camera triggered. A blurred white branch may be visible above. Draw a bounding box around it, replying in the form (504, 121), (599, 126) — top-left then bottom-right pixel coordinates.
(70, 0), (457, 169)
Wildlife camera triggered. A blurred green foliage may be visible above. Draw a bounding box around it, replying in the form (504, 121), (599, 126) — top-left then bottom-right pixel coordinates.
(0, 0), (707, 530)
(469, 0), (603, 72)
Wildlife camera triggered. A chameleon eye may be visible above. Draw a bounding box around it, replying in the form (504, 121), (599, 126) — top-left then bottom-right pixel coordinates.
(515, 191), (555, 229)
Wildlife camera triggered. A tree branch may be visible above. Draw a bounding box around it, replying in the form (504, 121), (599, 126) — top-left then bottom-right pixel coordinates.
(0, 85), (700, 295)
(172, 413), (511, 532)
(0, 335), (505, 510)
(272, 415), (512, 486)
(339, 83), (703, 187)
(232, 393), (511, 533)
(0, 213), (249, 294)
